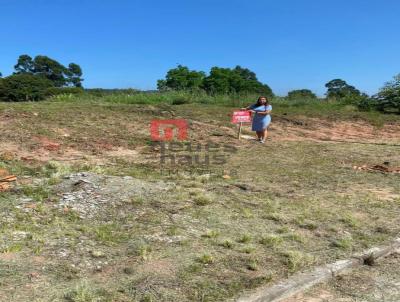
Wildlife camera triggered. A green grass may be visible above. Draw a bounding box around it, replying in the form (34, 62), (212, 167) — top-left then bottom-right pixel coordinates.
(2, 91), (398, 126)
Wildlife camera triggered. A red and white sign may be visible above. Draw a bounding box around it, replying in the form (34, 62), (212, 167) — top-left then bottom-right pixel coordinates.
(231, 110), (252, 124)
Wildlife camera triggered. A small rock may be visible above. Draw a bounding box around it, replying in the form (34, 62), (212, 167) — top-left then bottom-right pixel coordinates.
(90, 250), (105, 258)
(123, 267), (134, 275)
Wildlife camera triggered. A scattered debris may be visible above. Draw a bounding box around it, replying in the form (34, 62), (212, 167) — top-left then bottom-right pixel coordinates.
(233, 183), (262, 192)
(35, 136), (61, 151)
(0, 169), (17, 192)
(44, 142), (61, 151)
(353, 163), (400, 174)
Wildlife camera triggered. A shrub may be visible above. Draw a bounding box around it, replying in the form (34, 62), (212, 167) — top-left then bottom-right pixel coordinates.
(357, 97), (378, 112)
(339, 93), (369, 105)
(376, 74), (400, 113)
(0, 73), (54, 102)
(287, 89), (317, 100)
(172, 96), (191, 105)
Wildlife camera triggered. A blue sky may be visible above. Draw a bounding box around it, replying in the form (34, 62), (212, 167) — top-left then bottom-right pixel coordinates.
(1, 0), (399, 96)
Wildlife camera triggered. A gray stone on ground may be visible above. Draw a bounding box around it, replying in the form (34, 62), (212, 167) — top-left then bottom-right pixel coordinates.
(56, 172), (173, 218)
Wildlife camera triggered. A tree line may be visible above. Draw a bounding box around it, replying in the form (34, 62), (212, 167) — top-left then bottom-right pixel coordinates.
(158, 65), (399, 113)
(0, 58), (399, 113)
(0, 55), (83, 102)
(157, 65), (274, 97)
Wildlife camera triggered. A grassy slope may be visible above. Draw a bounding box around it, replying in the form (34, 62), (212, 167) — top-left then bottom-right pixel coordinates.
(0, 97), (400, 301)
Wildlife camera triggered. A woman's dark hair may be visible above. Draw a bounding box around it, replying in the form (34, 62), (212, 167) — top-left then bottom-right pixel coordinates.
(255, 96), (270, 110)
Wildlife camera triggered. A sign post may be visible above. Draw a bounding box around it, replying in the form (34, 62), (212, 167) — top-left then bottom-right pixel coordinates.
(231, 111), (252, 140)
(238, 122), (243, 139)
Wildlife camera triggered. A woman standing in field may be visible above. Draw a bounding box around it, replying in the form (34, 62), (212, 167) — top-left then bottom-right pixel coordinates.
(243, 96), (272, 143)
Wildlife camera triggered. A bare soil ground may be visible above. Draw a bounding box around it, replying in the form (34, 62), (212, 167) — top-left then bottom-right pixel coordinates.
(1, 101), (400, 301)
(1, 104), (400, 165)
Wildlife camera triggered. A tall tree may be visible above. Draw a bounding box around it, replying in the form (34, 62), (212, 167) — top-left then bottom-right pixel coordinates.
(325, 79), (360, 99)
(67, 63), (83, 87)
(202, 67), (238, 94)
(13, 54), (83, 87)
(233, 66), (257, 81)
(14, 54), (35, 73)
(202, 66), (273, 96)
(158, 65), (205, 91)
(32, 55), (69, 87)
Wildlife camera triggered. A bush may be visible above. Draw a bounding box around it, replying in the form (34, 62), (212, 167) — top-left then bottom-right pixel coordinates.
(338, 93), (366, 105)
(357, 97), (378, 112)
(172, 97), (191, 105)
(287, 89), (317, 100)
(376, 74), (400, 113)
(0, 73), (54, 102)
(46, 86), (84, 97)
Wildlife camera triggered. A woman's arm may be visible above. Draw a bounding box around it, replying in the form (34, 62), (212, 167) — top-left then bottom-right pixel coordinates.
(255, 110), (271, 115)
(255, 105), (272, 115)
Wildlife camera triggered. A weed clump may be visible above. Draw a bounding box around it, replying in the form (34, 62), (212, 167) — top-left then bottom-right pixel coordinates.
(219, 240), (234, 249)
(193, 195), (212, 206)
(197, 254), (214, 265)
(259, 234), (283, 247)
(281, 251), (313, 273)
(237, 234), (252, 243)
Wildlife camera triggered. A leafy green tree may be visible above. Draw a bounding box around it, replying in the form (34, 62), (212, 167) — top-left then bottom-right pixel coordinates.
(0, 73), (54, 102)
(159, 65), (273, 96)
(157, 79), (168, 91)
(32, 55), (70, 87)
(202, 65), (273, 96)
(357, 95), (378, 112)
(233, 66), (257, 81)
(158, 65), (205, 91)
(325, 79), (360, 99)
(13, 54), (83, 87)
(376, 74), (400, 113)
(287, 89), (317, 100)
(66, 63), (83, 87)
(14, 54), (35, 73)
(202, 67), (238, 94)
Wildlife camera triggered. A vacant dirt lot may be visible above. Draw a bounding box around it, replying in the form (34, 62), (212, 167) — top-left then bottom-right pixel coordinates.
(1, 101), (400, 301)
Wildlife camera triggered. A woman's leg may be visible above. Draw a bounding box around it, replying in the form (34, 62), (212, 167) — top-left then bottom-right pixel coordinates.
(263, 128), (268, 141)
(255, 131), (262, 140)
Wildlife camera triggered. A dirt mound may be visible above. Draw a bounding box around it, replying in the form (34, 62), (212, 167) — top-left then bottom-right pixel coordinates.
(56, 172), (174, 218)
(269, 118), (400, 143)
